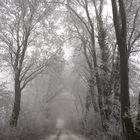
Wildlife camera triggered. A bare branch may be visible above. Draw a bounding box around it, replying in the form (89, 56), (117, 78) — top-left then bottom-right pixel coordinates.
(128, 6), (140, 54)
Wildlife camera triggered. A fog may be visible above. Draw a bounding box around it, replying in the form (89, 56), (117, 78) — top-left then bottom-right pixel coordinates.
(0, 0), (140, 140)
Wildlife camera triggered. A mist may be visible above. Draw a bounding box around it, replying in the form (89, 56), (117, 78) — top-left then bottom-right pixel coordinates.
(0, 0), (140, 140)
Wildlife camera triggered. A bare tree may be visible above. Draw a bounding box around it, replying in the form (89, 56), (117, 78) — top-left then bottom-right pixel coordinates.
(111, 0), (134, 139)
(0, 0), (59, 127)
(64, 0), (111, 131)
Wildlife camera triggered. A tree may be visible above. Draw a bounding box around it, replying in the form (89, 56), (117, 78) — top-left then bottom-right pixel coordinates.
(0, 0), (60, 127)
(64, 0), (104, 118)
(64, 0), (113, 132)
(92, 0), (113, 131)
(111, 0), (134, 139)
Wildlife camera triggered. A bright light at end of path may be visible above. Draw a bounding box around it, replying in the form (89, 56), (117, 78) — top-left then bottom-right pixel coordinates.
(56, 118), (65, 129)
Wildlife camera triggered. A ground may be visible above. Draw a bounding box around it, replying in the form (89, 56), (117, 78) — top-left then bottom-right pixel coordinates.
(41, 130), (87, 140)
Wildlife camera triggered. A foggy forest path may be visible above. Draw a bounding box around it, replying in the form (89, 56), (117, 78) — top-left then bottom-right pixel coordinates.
(41, 130), (87, 140)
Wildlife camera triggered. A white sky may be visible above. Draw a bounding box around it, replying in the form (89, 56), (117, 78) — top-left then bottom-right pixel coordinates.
(104, 0), (112, 16)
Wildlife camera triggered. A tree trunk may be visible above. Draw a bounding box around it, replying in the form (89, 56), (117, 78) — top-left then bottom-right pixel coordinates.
(89, 74), (98, 112)
(112, 52), (121, 135)
(119, 40), (134, 140)
(111, 0), (135, 139)
(96, 5), (112, 124)
(83, 40), (98, 112)
(135, 93), (140, 139)
(10, 78), (21, 127)
(90, 34), (106, 131)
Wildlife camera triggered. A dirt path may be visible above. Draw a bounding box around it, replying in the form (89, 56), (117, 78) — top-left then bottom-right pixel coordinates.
(41, 131), (87, 140)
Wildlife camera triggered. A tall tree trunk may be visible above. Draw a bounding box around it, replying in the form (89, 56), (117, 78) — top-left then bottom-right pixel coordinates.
(111, 0), (134, 139)
(92, 0), (112, 130)
(135, 93), (140, 139)
(91, 36), (106, 130)
(112, 51), (121, 134)
(98, 17), (111, 130)
(88, 77), (98, 112)
(120, 38), (134, 139)
(83, 40), (98, 112)
(82, 0), (105, 130)
(10, 77), (21, 127)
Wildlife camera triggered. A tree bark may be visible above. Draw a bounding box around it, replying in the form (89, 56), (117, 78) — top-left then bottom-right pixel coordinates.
(83, 40), (98, 112)
(112, 51), (121, 134)
(89, 77), (98, 112)
(111, 0), (134, 139)
(91, 37), (106, 130)
(92, 0), (112, 130)
(135, 93), (140, 139)
(119, 38), (134, 140)
(10, 75), (21, 127)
